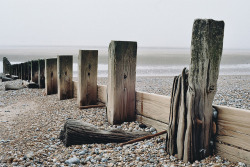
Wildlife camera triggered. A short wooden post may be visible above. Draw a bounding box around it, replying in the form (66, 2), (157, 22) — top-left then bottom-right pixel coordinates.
(31, 60), (39, 83)
(38, 59), (45, 88)
(107, 41), (137, 124)
(3, 57), (11, 75)
(78, 50), (98, 107)
(57, 55), (73, 100)
(18, 64), (21, 79)
(45, 58), (57, 95)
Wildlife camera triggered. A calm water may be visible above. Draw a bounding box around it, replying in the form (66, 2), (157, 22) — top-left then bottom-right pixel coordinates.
(1, 46), (250, 77)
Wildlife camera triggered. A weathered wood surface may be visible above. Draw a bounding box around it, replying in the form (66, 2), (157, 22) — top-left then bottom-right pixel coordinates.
(97, 85), (107, 104)
(57, 55), (73, 100)
(107, 41), (137, 124)
(59, 119), (151, 147)
(78, 50), (98, 107)
(136, 115), (168, 132)
(166, 19), (225, 162)
(38, 59), (45, 88)
(3, 57), (11, 74)
(31, 60), (39, 83)
(136, 91), (170, 124)
(214, 105), (250, 151)
(216, 143), (250, 166)
(5, 84), (26, 90)
(45, 58), (57, 95)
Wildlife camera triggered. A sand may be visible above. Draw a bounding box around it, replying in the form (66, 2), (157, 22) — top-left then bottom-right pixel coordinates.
(0, 76), (249, 166)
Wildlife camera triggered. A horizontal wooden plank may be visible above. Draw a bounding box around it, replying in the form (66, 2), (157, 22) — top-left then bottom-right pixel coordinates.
(216, 142), (250, 166)
(136, 91), (171, 124)
(97, 85), (107, 104)
(136, 115), (168, 133)
(214, 105), (250, 151)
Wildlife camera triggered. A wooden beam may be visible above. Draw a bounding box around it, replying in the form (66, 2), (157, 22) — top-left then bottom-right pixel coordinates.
(45, 58), (57, 95)
(57, 55), (73, 100)
(78, 50), (98, 107)
(107, 41), (137, 124)
(216, 142), (250, 166)
(136, 91), (170, 124)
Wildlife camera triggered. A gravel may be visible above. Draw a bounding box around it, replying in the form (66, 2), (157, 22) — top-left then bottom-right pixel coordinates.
(0, 76), (249, 166)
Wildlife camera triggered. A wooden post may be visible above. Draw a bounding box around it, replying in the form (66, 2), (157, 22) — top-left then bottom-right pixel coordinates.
(17, 64), (21, 79)
(45, 58), (57, 95)
(3, 57), (11, 75)
(27, 61), (31, 81)
(107, 41), (137, 124)
(57, 55), (73, 100)
(38, 59), (45, 88)
(31, 60), (39, 83)
(166, 19), (225, 163)
(78, 50), (98, 107)
(21, 63), (25, 80)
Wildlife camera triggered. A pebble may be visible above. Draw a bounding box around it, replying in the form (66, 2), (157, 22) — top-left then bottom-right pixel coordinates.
(0, 77), (248, 166)
(65, 157), (80, 164)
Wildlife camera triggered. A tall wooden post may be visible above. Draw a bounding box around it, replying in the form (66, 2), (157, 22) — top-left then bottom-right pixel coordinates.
(45, 58), (57, 95)
(38, 59), (45, 88)
(107, 41), (137, 124)
(3, 57), (11, 75)
(21, 63), (25, 80)
(78, 50), (98, 107)
(31, 60), (39, 83)
(166, 19), (225, 163)
(57, 55), (73, 100)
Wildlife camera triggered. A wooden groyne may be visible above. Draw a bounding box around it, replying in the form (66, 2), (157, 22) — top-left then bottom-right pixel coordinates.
(2, 20), (250, 165)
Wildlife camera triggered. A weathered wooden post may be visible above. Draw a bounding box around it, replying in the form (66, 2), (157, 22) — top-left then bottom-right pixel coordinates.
(57, 55), (73, 100)
(31, 60), (39, 83)
(77, 50), (98, 107)
(38, 59), (45, 88)
(17, 64), (21, 79)
(45, 58), (57, 95)
(107, 41), (137, 124)
(166, 19), (225, 163)
(27, 61), (31, 81)
(21, 63), (25, 80)
(3, 57), (11, 75)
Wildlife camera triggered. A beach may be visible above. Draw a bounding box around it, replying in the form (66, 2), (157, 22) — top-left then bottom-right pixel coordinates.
(0, 74), (249, 166)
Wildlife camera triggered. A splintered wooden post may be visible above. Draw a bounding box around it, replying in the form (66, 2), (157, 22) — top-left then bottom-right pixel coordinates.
(166, 19), (225, 163)
(21, 63), (25, 80)
(38, 59), (45, 88)
(31, 60), (39, 83)
(78, 50), (98, 107)
(107, 41), (137, 124)
(24, 62), (29, 80)
(45, 58), (57, 95)
(57, 55), (73, 100)
(27, 61), (31, 81)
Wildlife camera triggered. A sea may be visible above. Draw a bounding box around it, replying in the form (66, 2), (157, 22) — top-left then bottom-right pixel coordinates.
(0, 46), (250, 77)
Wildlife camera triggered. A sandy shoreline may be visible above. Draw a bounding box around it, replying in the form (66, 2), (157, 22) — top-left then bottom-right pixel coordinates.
(0, 75), (249, 166)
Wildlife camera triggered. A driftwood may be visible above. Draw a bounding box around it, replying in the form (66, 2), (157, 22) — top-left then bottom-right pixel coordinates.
(166, 19), (224, 162)
(59, 120), (151, 147)
(120, 130), (167, 146)
(5, 84), (26, 91)
(2, 76), (13, 82)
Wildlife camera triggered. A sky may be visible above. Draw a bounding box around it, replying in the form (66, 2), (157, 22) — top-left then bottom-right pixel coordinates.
(0, 0), (250, 49)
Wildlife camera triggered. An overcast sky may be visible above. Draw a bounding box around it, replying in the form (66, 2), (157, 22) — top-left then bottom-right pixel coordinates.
(0, 0), (250, 49)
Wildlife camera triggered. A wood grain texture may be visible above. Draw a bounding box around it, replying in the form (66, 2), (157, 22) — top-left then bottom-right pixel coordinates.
(57, 55), (73, 100)
(45, 58), (57, 95)
(214, 105), (250, 151)
(136, 91), (170, 124)
(107, 41), (137, 124)
(31, 60), (39, 83)
(136, 115), (168, 132)
(98, 85), (107, 104)
(78, 50), (98, 107)
(216, 142), (250, 166)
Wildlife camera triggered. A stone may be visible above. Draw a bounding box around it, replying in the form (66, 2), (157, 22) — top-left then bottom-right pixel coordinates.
(65, 157), (80, 164)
